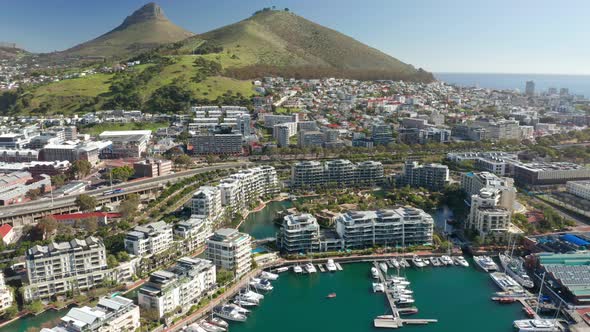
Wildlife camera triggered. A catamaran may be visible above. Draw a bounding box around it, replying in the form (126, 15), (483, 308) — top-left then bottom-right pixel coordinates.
(326, 259), (338, 272)
(499, 254), (534, 289)
(513, 319), (564, 331)
(304, 263), (317, 273)
(474, 256), (499, 272)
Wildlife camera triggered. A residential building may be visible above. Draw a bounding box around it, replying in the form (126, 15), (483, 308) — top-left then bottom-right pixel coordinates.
(525, 80), (535, 96)
(447, 151), (518, 176)
(298, 130), (324, 148)
(355, 161), (385, 187)
(41, 141), (110, 165)
(291, 160), (384, 189)
(263, 114), (298, 128)
(191, 133), (242, 155)
(566, 180), (590, 201)
(41, 296), (140, 332)
(371, 124), (393, 145)
(467, 188), (512, 237)
(461, 171), (516, 209)
(191, 186), (222, 221)
(291, 161), (324, 189)
(124, 221), (174, 257)
(335, 208), (434, 249)
(23, 237), (110, 302)
(133, 159), (172, 178)
(98, 130), (151, 158)
(399, 161), (449, 191)
(0, 273), (13, 312)
(0, 224), (15, 245)
(206, 229), (251, 278)
(276, 214), (321, 254)
(325, 159), (355, 187)
(273, 123), (292, 147)
(174, 216), (212, 252)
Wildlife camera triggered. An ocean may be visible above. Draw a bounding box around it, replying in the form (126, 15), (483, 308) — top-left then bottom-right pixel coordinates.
(435, 72), (590, 97)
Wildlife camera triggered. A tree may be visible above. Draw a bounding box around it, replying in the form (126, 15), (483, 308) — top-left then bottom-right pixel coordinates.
(70, 160), (92, 179)
(216, 268), (234, 285)
(107, 166), (135, 182)
(51, 174), (68, 188)
(2, 305), (18, 319)
(83, 217), (99, 234)
(119, 194), (140, 219)
(35, 216), (58, 240)
(25, 188), (42, 200)
(107, 255), (119, 268)
(25, 300), (44, 314)
(173, 155), (193, 168)
(75, 194), (97, 212)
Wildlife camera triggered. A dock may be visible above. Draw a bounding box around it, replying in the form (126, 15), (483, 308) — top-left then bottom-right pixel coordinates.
(318, 264), (326, 272)
(335, 263), (343, 271)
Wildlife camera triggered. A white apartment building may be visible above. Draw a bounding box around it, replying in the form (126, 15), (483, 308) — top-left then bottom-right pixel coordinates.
(206, 229), (252, 278)
(566, 180), (590, 201)
(461, 171), (516, 210)
(174, 216), (212, 252)
(124, 221), (174, 257)
(24, 237), (109, 302)
(291, 160), (384, 189)
(467, 188), (512, 237)
(264, 114), (298, 128)
(273, 122), (297, 147)
(138, 257), (216, 318)
(0, 272), (13, 312)
(277, 213), (321, 253)
(400, 161), (449, 191)
(336, 208), (434, 249)
(41, 296), (140, 332)
(191, 186), (222, 221)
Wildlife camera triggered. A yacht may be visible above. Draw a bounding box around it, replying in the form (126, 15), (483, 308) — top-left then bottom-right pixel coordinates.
(395, 297), (415, 306)
(260, 271), (279, 280)
(400, 259), (410, 268)
(226, 303), (250, 315)
(499, 253), (534, 289)
(490, 272), (525, 294)
(214, 305), (247, 322)
(187, 323), (207, 332)
(513, 319), (563, 331)
(275, 267), (289, 273)
(474, 256), (499, 272)
(412, 255), (426, 268)
(293, 265), (303, 274)
(199, 320), (226, 332)
(441, 255), (454, 265)
(372, 282), (385, 293)
(304, 263), (317, 273)
(234, 295), (258, 307)
(209, 317), (229, 330)
(239, 288), (264, 301)
(371, 267), (380, 279)
(250, 278), (273, 291)
(326, 259), (338, 272)
(454, 256), (469, 267)
(429, 257), (442, 267)
(379, 262), (388, 273)
(391, 259), (400, 269)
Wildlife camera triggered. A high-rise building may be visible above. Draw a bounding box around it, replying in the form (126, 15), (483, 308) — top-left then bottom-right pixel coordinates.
(400, 161), (449, 191)
(461, 171), (516, 209)
(0, 272), (13, 312)
(174, 216), (212, 252)
(291, 161), (325, 189)
(124, 221), (174, 257)
(467, 188), (512, 237)
(525, 81), (535, 96)
(191, 186), (222, 221)
(276, 213), (321, 254)
(206, 228), (252, 278)
(325, 159), (355, 187)
(371, 124), (393, 146)
(291, 160), (384, 189)
(138, 257), (216, 318)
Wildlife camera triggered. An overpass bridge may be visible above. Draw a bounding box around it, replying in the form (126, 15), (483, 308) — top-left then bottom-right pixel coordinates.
(0, 162), (251, 227)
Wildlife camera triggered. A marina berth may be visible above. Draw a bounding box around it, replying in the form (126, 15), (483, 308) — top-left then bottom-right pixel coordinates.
(293, 265), (303, 273)
(371, 266), (380, 279)
(499, 253), (534, 289)
(474, 255), (499, 272)
(441, 255), (454, 265)
(326, 259), (338, 272)
(214, 305), (248, 322)
(379, 262), (388, 273)
(412, 255), (426, 268)
(430, 257), (442, 266)
(209, 317), (229, 330)
(304, 262), (317, 273)
(260, 270), (279, 280)
(454, 256), (469, 267)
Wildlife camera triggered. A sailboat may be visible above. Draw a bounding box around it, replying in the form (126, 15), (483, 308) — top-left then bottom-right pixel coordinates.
(499, 235), (534, 289)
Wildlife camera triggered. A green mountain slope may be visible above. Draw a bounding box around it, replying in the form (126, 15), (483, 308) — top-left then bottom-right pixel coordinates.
(0, 45), (29, 60)
(59, 2), (193, 59)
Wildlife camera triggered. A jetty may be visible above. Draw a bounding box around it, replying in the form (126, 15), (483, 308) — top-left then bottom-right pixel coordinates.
(318, 264), (326, 272)
(335, 262), (343, 271)
(372, 262), (437, 329)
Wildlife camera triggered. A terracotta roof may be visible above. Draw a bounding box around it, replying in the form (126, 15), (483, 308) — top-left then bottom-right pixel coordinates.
(0, 224), (13, 238)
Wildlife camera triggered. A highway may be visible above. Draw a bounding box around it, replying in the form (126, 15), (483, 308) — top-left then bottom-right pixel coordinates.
(0, 162), (251, 220)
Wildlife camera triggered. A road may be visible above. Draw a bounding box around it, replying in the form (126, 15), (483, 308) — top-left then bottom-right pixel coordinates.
(529, 195), (590, 227)
(0, 162), (251, 219)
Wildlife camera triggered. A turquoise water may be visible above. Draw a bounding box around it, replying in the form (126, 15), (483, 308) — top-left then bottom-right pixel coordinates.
(0, 308), (67, 332)
(238, 200), (294, 239)
(231, 262), (526, 332)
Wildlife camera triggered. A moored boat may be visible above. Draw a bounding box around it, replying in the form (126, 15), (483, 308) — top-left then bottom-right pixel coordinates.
(260, 271), (279, 280)
(412, 255), (426, 268)
(499, 253), (534, 289)
(274, 266), (289, 273)
(326, 259), (338, 272)
(454, 256), (469, 267)
(513, 319), (563, 331)
(209, 317), (229, 329)
(371, 266), (379, 279)
(214, 305), (247, 322)
(379, 262), (388, 273)
(373, 282), (385, 292)
(199, 319), (226, 332)
(473, 256), (499, 272)
(304, 263), (317, 273)
(293, 265), (303, 274)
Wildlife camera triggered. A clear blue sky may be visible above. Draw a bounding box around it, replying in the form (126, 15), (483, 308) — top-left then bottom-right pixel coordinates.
(1, 0), (589, 74)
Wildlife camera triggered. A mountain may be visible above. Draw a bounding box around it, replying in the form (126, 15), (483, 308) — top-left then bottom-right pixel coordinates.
(172, 9), (432, 82)
(0, 43), (28, 60)
(59, 2), (193, 58)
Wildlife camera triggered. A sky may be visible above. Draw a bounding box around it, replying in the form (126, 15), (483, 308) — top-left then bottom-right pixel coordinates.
(1, 0), (589, 75)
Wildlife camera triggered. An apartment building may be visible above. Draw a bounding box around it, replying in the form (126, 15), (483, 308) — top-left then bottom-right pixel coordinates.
(291, 161), (325, 189)
(298, 130), (324, 148)
(335, 208), (434, 249)
(276, 213), (321, 254)
(447, 151), (519, 176)
(273, 122), (297, 147)
(263, 114), (298, 128)
(399, 161), (449, 191)
(133, 159), (172, 178)
(371, 124), (393, 145)
(206, 229), (251, 278)
(23, 237), (109, 302)
(567, 180), (590, 200)
(0, 149), (38, 162)
(124, 221), (174, 257)
(461, 171), (516, 210)
(191, 186), (223, 221)
(191, 133), (242, 155)
(41, 296), (140, 332)
(467, 188), (512, 237)
(356, 161), (385, 187)
(291, 160), (384, 189)
(325, 159), (355, 187)
(174, 216), (212, 252)
(138, 257), (216, 318)
(0, 272), (13, 312)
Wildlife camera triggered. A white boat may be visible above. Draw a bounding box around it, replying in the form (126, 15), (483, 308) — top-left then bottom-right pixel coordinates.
(371, 267), (379, 279)
(233, 295), (258, 307)
(226, 303), (250, 315)
(513, 319), (563, 331)
(391, 259), (400, 269)
(490, 272), (525, 294)
(499, 253), (534, 289)
(187, 323), (207, 332)
(293, 265), (303, 274)
(379, 262), (388, 273)
(400, 259), (410, 268)
(239, 288), (264, 301)
(454, 256), (469, 267)
(441, 255), (453, 265)
(209, 317), (229, 329)
(473, 256), (499, 272)
(391, 279), (410, 286)
(214, 306), (247, 322)
(412, 255), (426, 268)
(275, 267), (289, 273)
(372, 282), (385, 293)
(260, 271), (279, 280)
(304, 263), (317, 273)
(395, 297), (415, 305)
(429, 257), (442, 267)
(199, 320), (226, 332)
(250, 278), (273, 291)
(326, 259), (338, 272)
